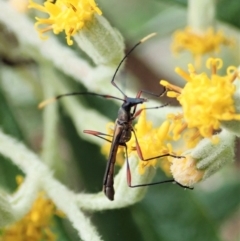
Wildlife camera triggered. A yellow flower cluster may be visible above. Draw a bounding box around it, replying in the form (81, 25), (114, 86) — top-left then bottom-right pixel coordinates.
(28, 0), (102, 45)
(100, 59), (239, 185)
(102, 106), (181, 176)
(127, 107), (174, 175)
(0, 177), (64, 241)
(167, 113), (202, 148)
(161, 58), (240, 138)
(172, 27), (233, 66)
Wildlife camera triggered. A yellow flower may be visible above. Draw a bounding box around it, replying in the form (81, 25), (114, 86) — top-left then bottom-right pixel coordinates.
(161, 58), (240, 138)
(101, 106), (176, 175)
(172, 27), (233, 67)
(0, 177), (64, 241)
(127, 106), (176, 175)
(28, 0), (102, 45)
(167, 113), (203, 148)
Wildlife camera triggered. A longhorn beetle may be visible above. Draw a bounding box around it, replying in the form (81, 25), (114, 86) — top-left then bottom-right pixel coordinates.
(39, 33), (192, 201)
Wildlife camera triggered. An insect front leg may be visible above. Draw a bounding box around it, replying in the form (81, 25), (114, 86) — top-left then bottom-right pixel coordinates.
(132, 103), (169, 120)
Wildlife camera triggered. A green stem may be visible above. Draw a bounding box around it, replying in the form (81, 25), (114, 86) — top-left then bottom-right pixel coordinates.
(40, 64), (65, 179)
(74, 14), (125, 66)
(188, 0), (216, 33)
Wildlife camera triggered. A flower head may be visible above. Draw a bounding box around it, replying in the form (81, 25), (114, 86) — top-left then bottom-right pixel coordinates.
(127, 108), (174, 175)
(28, 0), (102, 45)
(167, 113), (203, 148)
(172, 27), (233, 66)
(101, 106), (176, 176)
(171, 128), (236, 187)
(161, 58), (240, 138)
(0, 176), (64, 241)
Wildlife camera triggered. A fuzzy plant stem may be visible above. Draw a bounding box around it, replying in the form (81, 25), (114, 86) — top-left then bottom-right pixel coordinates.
(40, 65), (60, 169)
(0, 1), (116, 94)
(188, 0), (216, 33)
(0, 130), (103, 241)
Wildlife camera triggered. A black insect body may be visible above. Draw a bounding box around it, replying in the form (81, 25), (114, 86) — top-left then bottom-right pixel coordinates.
(102, 96), (146, 200)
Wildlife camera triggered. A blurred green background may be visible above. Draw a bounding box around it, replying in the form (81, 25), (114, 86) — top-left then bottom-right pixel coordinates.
(0, 0), (240, 241)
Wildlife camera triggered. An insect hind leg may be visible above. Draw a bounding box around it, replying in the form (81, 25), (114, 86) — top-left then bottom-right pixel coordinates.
(123, 143), (193, 190)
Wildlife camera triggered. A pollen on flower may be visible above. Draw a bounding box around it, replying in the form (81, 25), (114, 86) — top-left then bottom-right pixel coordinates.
(0, 184), (64, 241)
(171, 155), (204, 186)
(167, 113), (186, 140)
(166, 113), (202, 149)
(161, 58), (240, 138)
(171, 27), (233, 67)
(28, 0), (102, 45)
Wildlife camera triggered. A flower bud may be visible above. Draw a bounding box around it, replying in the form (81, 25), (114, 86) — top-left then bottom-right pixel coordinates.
(171, 129), (235, 186)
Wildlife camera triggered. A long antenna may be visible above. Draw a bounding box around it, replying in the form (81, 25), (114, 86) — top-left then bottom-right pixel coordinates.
(38, 92), (125, 109)
(111, 33), (157, 97)
(38, 33), (157, 109)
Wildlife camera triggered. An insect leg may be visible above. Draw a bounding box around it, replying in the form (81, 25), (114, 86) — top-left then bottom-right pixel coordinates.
(136, 86), (167, 98)
(123, 143), (187, 189)
(132, 103), (169, 119)
(127, 130), (193, 190)
(83, 130), (113, 143)
(131, 87), (167, 116)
